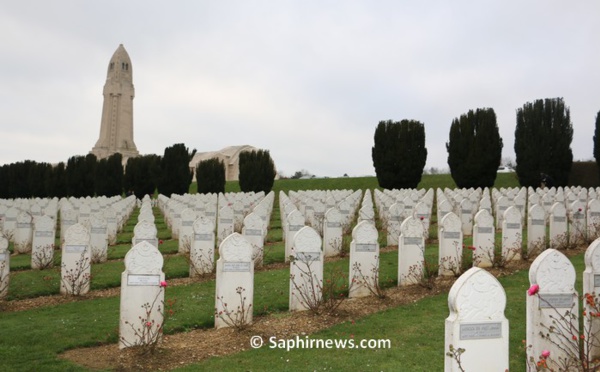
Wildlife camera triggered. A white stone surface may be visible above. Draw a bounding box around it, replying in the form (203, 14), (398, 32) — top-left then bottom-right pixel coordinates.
(289, 226), (323, 311)
(398, 216), (425, 286)
(60, 223), (92, 295)
(214, 233), (254, 329)
(526, 249), (578, 370)
(445, 267), (508, 372)
(349, 221), (379, 298)
(119, 241), (165, 349)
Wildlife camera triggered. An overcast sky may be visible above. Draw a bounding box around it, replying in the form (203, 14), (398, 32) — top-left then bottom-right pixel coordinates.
(1, 1), (599, 178)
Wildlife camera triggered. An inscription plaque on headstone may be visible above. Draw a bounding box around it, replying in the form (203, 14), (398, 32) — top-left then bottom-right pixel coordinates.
(127, 274), (161, 286)
(478, 227), (493, 234)
(554, 217), (566, 223)
(65, 245), (86, 253)
(245, 229), (262, 236)
(444, 231), (461, 239)
(35, 231), (54, 238)
(538, 293), (574, 309)
(327, 222), (341, 228)
(295, 252), (321, 262)
(594, 274), (600, 288)
(355, 243), (377, 252)
(223, 262), (251, 272)
(403, 237), (422, 245)
(506, 223), (521, 229)
(91, 227), (107, 234)
(531, 219), (545, 226)
(459, 322), (502, 340)
(194, 233), (213, 241)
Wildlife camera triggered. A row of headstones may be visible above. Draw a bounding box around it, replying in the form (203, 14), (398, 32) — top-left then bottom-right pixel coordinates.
(285, 189), (358, 234)
(0, 196), (135, 269)
(438, 186), (600, 236)
(437, 187), (600, 250)
(373, 188), (434, 243)
(118, 216), (424, 350)
(443, 240), (600, 371)
(279, 189), (362, 258)
(0, 222), (104, 298)
(156, 191), (274, 246)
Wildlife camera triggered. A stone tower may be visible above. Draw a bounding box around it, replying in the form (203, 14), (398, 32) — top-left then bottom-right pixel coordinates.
(91, 44), (139, 159)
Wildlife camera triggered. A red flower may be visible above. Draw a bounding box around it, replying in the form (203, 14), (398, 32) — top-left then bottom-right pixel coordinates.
(159, 240), (164, 245)
(467, 246), (476, 251)
(160, 280), (167, 288)
(527, 284), (540, 296)
(419, 216), (424, 221)
(146, 321), (152, 327)
(572, 335), (578, 341)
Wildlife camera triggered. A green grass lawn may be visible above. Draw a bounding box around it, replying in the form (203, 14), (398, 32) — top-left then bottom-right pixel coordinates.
(0, 172), (575, 371)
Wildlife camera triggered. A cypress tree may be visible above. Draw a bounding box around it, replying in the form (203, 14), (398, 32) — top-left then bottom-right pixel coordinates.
(238, 149), (276, 193)
(514, 98), (573, 187)
(371, 120), (427, 189)
(125, 155), (161, 199)
(196, 158), (226, 194)
(446, 108), (503, 188)
(157, 144), (196, 196)
(105, 153), (123, 196)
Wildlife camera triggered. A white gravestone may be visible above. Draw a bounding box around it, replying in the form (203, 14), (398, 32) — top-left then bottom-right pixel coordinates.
(398, 216), (425, 286)
(3, 207), (19, 241)
(495, 196), (509, 230)
(14, 211), (33, 254)
(501, 206), (522, 261)
(349, 221), (379, 298)
(119, 240), (165, 349)
(583, 238), (600, 360)
(178, 208), (197, 254)
(89, 214), (108, 263)
(217, 205), (234, 245)
(386, 202), (403, 246)
(322, 208), (343, 257)
(587, 199), (600, 240)
(445, 267), (508, 372)
(289, 226), (323, 311)
(31, 215), (56, 269)
(103, 207), (118, 245)
(0, 236), (9, 298)
(439, 213), (463, 277)
(569, 200), (586, 246)
(285, 210), (306, 263)
(526, 249), (578, 370)
(60, 223), (92, 295)
(472, 209), (495, 268)
(190, 216), (215, 277)
(413, 201), (431, 240)
(527, 204), (546, 256)
(132, 220), (158, 248)
(214, 233), (254, 329)
(549, 202), (568, 248)
(242, 212), (264, 267)
(60, 208), (77, 244)
(459, 199), (473, 236)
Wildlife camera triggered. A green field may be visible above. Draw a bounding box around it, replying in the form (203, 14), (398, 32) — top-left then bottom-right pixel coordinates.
(0, 172), (576, 371)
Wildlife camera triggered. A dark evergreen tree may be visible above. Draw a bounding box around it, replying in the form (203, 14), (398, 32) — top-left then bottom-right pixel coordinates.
(371, 120), (427, 189)
(125, 155), (159, 199)
(104, 153), (123, 196)
(594, 111), (600, 177)
(0, 165), (8, 198)
(49, 162), (67, 198)
(94, 158), (110, 196)
(514, 98), (573, 187)
(446, 108), (503, 188)
(157, 144), (196, 196)
(238, 149), (276, 193)
(66, 155), (96, 197)
(8, 161), (36, 198)
(196, 158), (226, 194)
